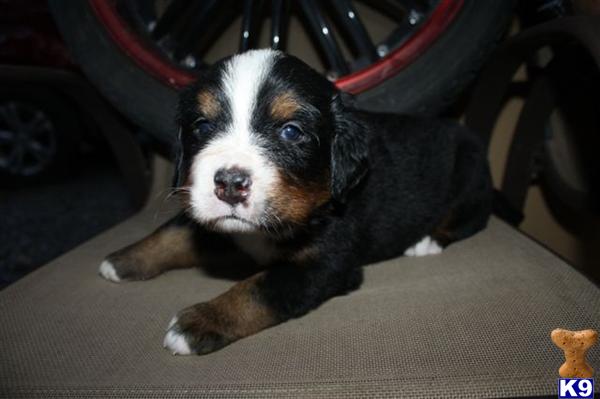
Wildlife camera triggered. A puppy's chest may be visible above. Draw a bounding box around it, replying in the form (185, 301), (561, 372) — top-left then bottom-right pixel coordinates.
(231, 234), (280, 265)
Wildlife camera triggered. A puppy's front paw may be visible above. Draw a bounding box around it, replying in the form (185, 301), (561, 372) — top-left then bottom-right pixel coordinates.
(99, 259), (122, 282)
(163, 317), (192, 355)
(98, 252), (151, 282)
(163, 303), (235, 355)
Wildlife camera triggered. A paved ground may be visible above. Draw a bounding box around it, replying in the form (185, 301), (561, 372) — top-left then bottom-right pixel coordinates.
(0, 159), (135, 289)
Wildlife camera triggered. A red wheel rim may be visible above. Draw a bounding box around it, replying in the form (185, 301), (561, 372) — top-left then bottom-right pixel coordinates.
(89, 0), (464, 94)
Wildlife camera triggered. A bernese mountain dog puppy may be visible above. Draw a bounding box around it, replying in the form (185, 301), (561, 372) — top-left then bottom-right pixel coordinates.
(99, 49), (492, 355)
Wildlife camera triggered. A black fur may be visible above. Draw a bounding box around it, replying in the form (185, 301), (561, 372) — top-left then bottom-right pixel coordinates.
(258, 111), (493, 322)
(330, 94), (369, 202)
(175, 52), (492, 335)
(111, 50), (493, 354)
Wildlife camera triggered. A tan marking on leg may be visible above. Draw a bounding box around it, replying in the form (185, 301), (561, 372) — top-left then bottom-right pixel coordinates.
(176, 273), (276, 349)
(196, 90), (220, 119)
(211, 273), (276, 337)
(270, 91), (301, 120)
(107, 224), (201, 280)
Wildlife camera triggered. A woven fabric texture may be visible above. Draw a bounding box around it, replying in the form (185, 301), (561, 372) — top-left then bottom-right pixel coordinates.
(1, 208), (599, 399)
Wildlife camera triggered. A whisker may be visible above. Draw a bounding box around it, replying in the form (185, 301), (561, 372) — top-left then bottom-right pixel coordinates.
(152, 186), (192, 222)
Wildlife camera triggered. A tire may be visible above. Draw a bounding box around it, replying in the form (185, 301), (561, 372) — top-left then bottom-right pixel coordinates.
(355, 1), (515, 115)
(49, 1), (513, 148)
(0, 86), (79, 182)
(49, 1), (179, 147)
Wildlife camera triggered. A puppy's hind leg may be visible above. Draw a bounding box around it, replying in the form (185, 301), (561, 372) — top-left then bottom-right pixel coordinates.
(403, 236), (443, 257)
(99, 213), (203, 282)
(432, 133), (493, 248)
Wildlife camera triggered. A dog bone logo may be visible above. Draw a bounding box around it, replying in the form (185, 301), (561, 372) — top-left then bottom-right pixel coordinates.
(551, 328), (598, 378)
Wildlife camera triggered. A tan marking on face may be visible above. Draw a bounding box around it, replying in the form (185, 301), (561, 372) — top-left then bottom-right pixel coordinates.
(196, 90), (220, 119)
(270, 91), (301, 120)
(270, 170), (331, 225)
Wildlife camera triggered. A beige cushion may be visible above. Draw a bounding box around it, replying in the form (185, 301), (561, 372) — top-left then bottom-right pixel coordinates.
(1, 207), (599, 398)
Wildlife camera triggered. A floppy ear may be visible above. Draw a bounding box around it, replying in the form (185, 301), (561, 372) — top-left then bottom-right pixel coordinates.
(330, 94), (369, 202)
(171, 126), (185, 188)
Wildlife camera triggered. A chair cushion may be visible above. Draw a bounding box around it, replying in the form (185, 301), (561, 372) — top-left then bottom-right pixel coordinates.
(1, 208), (599, 399)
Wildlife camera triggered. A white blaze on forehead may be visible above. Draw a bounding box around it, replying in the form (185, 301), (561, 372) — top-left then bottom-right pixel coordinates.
(222, 49), (277, 140)
(188, 50), (280, 232)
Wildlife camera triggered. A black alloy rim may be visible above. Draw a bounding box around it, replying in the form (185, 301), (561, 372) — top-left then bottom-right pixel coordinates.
(0, 102), (56, 177)
(117, 0), (441, 80)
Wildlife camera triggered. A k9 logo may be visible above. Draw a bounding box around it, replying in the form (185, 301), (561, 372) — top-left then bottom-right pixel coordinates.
(558, 378), (594, 398)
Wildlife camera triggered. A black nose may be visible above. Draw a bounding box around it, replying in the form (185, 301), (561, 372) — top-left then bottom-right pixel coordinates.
(214, 167), (252, 205)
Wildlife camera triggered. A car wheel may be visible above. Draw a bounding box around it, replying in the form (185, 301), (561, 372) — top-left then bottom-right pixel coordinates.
(0, 88), (77, 181)
(49, 0), (514, 148)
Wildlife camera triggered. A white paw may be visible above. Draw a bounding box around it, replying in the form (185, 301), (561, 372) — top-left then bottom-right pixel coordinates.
(164, 317), (192, 355)
(404, 236), (443, 257)
(166, 316), (178, 331)
(99, 260), (121, 282)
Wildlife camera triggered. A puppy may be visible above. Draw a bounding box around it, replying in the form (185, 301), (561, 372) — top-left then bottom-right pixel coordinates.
(99, 49), (492, 355)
